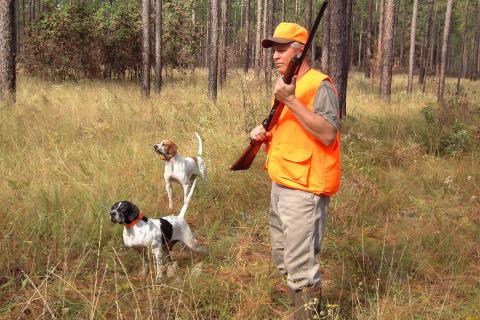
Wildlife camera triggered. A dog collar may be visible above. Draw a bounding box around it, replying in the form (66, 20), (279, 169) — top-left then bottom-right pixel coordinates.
(126, 212), (149, 228)
(163, 153), (176, 161)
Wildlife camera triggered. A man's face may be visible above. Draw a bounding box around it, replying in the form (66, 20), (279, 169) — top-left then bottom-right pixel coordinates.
(272, 43), (303, 75)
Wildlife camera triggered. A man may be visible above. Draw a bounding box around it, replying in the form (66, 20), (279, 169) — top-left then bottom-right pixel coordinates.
(250, 22), (340, 320)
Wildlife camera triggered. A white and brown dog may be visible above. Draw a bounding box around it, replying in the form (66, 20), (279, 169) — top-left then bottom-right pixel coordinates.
(109, 179), (205, 281)
(154, 132), (207, 209)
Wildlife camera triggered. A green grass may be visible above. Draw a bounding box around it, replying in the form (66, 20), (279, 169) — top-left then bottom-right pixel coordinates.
(0, 71), (479, 319)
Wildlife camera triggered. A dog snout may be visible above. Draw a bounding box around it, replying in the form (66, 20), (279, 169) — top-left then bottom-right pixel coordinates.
(154, 145), (164, 155)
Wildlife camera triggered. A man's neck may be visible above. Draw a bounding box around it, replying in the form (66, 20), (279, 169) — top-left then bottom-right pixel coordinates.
(282, 60), (311, 79)
(297, 61), (311, 79)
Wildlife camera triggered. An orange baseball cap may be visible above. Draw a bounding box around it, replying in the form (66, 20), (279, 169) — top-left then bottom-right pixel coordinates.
(262, 22), (309, 48)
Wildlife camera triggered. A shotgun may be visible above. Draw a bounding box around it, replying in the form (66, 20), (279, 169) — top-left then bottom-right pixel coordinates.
(230, 0), (329, 171)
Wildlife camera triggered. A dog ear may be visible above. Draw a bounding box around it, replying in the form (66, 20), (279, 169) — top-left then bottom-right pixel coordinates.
(169, 142), (178, 156)
(125, 201), (140, 222)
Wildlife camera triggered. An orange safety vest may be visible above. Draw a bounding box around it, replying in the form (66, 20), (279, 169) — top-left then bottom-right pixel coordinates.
(265, 69), (341, 196)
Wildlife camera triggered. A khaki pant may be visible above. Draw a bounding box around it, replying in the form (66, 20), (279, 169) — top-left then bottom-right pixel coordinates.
(269, 182), (329, 291)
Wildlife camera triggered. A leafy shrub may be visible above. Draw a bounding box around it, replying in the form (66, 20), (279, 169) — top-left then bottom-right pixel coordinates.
(20, 0), (199, 80)
(440, 120), (471, 156)
(419, 94), (475, 156)
(21, 2), (98, 80)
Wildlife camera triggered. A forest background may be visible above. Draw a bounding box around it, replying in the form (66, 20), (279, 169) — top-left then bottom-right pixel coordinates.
(0, 0), (479, 319)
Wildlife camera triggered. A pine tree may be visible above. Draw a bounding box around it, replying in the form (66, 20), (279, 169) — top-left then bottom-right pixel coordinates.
(0, 0), (17, 103)
(208, 0), (219, 102)
(254, 0), (263, 79)
(329, 0), (349, 117)
(141, 0), (150, 98)
(438, 0), (454, 101)
(219, 0), (228, 86)
(407, 0), (419, 95)
(365, 0), (373, 78)
(418, 0), (435, 85)
(380, 0), (396, 101)
(321, 5), (330, 74)
(474, 0), (480, 80)
(243, 0), (250, 74)
(154, 0), (162, 93)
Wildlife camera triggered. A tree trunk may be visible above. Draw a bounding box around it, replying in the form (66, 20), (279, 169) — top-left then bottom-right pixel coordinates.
(380, 0), (396, 101)
(281, 0), (285, 21)
(0, 0), (16, 103)
(154, 0), (162, 93)
(329, 0), (349, 117)
(399, 0), (407, 68)
(418, 0), (434, 85)
(243, 0), (250, 73)
(305, 0), (312, 28)
(295, 0), (298, 21)
(423, 0), (439, 93)
(392, 0), (398, 66)
(358, 15), (363, 69)
(456, 0), (470, 94)
(141, 0), (150, 99)
(265, 0), (273, 91)
(438, 0), (454, 102)
(305, 0), (313, 64)
(435, 22), (441, 74)
(208, 0), (219, 102)
(15, 0), (19, 55)
(205, 2), (210, 69)
(365, 0), (373, 77)
(345, 0), (353, 73)
(407, 0), (419, 95)
(321, 6), (330, 74)
(219, 0), (228, 86)
(254, 0), (263, 79)
(240, 0), (244, 30)
(471, 0), (480, 81)
(262, 0), (268, 76)
(374, 0), (385, 80)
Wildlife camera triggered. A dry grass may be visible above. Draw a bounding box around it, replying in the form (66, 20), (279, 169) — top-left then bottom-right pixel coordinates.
(0, 71), (479, 319)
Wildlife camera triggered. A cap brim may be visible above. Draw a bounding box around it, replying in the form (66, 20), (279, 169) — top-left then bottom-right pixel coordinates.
(261, 37), (294, 48)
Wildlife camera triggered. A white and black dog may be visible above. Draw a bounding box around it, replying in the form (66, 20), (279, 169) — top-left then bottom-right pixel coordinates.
(109, 179), (204, 281)
(153, 132), (207, 209)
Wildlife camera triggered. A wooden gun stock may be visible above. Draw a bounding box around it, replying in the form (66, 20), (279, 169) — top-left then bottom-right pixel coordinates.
(230, 0), (329, 171)
(229, 139), (263, 171)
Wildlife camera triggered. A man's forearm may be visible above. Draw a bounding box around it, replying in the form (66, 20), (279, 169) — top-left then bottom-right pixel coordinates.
(284, 97), (337, 146)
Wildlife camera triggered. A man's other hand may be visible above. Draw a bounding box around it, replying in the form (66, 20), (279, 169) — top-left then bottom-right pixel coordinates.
(274, 76), (296, 104)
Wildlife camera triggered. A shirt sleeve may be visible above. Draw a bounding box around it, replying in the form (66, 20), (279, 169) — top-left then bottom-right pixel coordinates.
(312, 80), (339, 130)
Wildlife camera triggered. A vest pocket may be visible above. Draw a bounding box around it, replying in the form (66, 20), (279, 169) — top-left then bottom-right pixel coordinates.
(278, 146), (312, 185)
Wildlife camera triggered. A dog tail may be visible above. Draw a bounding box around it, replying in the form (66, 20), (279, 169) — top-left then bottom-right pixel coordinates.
(179, 178), (197, 219)
(194, 132), (203, 157)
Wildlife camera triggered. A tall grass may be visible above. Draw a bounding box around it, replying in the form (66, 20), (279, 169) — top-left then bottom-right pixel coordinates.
(0, 71), (479, 319)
